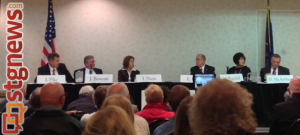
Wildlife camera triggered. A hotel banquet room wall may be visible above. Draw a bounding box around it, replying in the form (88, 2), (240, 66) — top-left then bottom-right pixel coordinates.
(0, 0), (299, 83)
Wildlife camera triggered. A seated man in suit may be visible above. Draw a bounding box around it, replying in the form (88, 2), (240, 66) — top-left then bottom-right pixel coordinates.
(35, 53), (74, 83)
(190, 54), (216, 82)
(269, 77), (300, 135)
(74, 55), (103, 83)
(260, 54), (290, 82)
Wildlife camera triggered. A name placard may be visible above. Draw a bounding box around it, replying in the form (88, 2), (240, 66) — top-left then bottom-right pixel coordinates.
(136, 74), (162, 82)
(85, 74), (113, 83)
(220, 74), (243, 82)
(266, 75), (293, 83)
(37, 75), (66, 84)
(180, 75), (193, 83)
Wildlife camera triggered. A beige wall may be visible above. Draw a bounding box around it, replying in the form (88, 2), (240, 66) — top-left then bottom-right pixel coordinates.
(0, 0), (299, 84)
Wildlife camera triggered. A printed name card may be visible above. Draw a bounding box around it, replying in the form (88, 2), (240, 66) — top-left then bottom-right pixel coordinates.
(136, 74), (162, 82)
(220, 74), (243, 82)
(180, 75), (193, 83)
(37, 75), (66, 84)
(85, 74), (113, 83)
(266, 75), (293, 83)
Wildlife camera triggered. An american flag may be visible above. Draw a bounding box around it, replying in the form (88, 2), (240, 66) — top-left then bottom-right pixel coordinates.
(41, 0), (56, 66)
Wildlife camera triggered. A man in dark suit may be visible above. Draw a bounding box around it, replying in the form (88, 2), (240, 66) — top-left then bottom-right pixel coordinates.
(190, 54), (216, 83)
(269, 77), (300, 135)
(35, 53), (74, 83)
(74, 55), (103, 83)
(260, 54), (290, 82)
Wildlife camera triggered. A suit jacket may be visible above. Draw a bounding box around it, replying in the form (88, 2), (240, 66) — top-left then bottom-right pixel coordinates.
(34, 63), (74, 83)
(269, 94), (300, 135)
(20, 109), (84, 135)
(66, 96), (97, 114)
(190, 65), (216, 84)
(73, 67), (103, 83)
(118, 69), (140, 82)
(260, 66), (290, 82)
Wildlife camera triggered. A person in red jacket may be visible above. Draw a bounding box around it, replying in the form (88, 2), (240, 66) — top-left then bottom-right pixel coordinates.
(136, 84), (174, 124)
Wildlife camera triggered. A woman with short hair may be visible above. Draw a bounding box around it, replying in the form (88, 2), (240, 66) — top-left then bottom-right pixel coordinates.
(227, 52), (251, 78)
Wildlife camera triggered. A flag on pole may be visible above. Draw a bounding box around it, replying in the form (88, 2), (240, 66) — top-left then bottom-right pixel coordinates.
(41, 0), (56, 66)
(265, 8), (274, 67)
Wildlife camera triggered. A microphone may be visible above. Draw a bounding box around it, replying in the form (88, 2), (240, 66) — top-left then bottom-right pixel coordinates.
(247, 72), (251, 82)
(89, 64), (93, 74)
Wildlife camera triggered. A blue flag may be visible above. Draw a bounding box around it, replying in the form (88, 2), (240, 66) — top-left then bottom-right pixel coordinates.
(265, 8), (274, 67)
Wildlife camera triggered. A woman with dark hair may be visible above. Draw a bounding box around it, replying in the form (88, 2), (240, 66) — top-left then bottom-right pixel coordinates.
(160, 86), (172, 112)
(118, 55), (140, 82)
(174, 96), (193, 135)
(227, 52), (251, 78)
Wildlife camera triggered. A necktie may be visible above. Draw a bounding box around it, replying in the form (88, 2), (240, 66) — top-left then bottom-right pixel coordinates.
(52, 69), (55, 75)
(200, 68), (203, 74)
(89, 70), (92, 74)
(272, 68), (276, 75)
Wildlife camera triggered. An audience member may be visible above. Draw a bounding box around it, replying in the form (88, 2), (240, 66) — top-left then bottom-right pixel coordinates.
(269, 77), (300, 135)
(81, 85), (108, 124)
(82, 106), (136, 135)
(20, 82), (84, 135)
(66, 85), (97, 114)
(189, 79), (257, 135)
(25, 87), (41, 117)
(106, 83), (138, 112)
(153, 85), (190, 135)
(174, 96), (193, 135)
(136, 84), (174, 124)
(160, 86), (172, 111)
(101, 94), (150, 135)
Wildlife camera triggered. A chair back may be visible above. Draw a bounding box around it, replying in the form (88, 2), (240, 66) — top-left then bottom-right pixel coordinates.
(286, 119), (300, 135)
(149, 119), (169, 135)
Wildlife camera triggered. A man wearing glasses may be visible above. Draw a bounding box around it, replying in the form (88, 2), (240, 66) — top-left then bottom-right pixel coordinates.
(74, 55), (103, 83)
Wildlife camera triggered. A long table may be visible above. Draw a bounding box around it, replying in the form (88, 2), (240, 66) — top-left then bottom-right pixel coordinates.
(26, 82), (288, 127)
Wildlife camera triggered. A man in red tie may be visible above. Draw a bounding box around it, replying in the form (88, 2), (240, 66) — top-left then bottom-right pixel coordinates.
(34, 53), (74, 83)
(260, 54), (290, 82)
(190, 54), (216, 84)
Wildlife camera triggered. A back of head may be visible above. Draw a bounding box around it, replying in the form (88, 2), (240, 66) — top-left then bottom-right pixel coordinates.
(79, 85), (94, 97)
(101, 94), (134, 123)
(40, 82), (65, 108)
(289, 77), (300, 94)
(107, 83), (129, 97)
(144, 84), (163, 104)
(174, 96), (193, 135)
(168, 85), (190, 112)
(189, 79), (257, 135)
(83, 106), (136, 135)
(160, 86), (170, 104)
(29, 87), (42, 109)
(94, 85), (109, 109)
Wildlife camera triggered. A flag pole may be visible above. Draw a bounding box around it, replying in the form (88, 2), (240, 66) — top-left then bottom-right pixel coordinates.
(267, 0), (270, 7)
